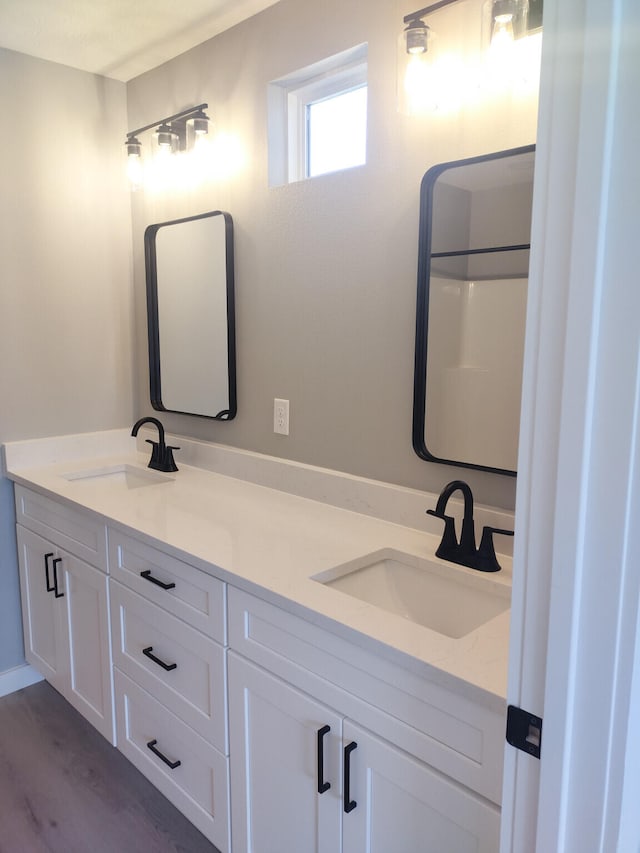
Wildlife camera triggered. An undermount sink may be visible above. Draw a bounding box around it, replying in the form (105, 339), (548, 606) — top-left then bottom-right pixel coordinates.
(312, 548), (510, 639)
(62, 463), (172, 490)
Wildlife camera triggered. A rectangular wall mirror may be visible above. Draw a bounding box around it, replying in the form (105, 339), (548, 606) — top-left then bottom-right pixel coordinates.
(413, 145), (535, 475)
(144, 210), (237, 420)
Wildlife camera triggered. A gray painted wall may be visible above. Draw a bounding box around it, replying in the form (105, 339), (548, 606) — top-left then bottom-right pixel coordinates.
(0, 49), (134, 671)
(127, 0), (538, 513)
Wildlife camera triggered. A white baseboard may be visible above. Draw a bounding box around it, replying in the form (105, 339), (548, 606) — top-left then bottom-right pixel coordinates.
(0, 664), (43, 699)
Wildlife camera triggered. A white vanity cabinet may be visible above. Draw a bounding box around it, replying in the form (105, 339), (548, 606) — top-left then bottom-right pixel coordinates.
(108, 529), (230, 853)
(15, 486), (114, 743)
(8, 470), (507, 853)
(228, 587), (502, 853)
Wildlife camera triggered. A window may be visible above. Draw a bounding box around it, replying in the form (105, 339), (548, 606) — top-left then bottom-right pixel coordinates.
(268, 44), (368, 186)
(306, 84), (367, 178)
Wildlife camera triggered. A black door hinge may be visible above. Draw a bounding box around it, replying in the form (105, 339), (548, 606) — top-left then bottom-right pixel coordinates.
(506, 705), (542, 759)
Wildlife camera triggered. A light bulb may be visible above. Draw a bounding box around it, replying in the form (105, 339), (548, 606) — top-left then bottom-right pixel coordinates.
(491, 13), (515, 50)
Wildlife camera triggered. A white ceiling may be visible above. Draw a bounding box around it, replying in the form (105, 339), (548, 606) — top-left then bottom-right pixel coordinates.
(0, 0), (280, 81)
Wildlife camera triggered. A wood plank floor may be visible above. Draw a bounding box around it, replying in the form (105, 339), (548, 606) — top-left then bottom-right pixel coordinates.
(0, 681), (219, 853)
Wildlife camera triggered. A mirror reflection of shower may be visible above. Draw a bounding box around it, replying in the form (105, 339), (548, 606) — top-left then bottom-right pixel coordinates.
(413, 146), (535, 475)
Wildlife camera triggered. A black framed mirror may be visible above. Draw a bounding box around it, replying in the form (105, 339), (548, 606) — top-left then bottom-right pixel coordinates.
(413, 145), (535, 476)
(144, 210), (236, 420)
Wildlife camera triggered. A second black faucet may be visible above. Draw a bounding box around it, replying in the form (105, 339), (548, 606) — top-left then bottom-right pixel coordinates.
(131, 417), (180, 472)
(427, 480), (513, 572)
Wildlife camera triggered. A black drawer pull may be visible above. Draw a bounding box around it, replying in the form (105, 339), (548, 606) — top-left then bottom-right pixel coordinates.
(146, 739), (181, 770)
(44, 552), (55, 592)
(344, 741), (357, 813)
(140, 570), (176, 590)
(142, 646), (177, 671)
(52, 557), (64, 598)
(317, 725), (331, 794)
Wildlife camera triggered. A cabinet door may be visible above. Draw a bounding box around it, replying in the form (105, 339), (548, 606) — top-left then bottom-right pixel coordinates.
(229, 653), (343, 853)
(16, 526), (68, 689)
(342, 720), (500, 853)
(62, 555), (114, 742)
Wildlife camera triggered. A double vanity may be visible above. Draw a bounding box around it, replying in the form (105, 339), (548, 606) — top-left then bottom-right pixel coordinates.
(3, 427), (513, 852)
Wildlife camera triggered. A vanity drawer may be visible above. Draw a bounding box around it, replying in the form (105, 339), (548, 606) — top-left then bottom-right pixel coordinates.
(108, 529), (225, 642)
(15, 485), (107, 571)
(115, 670), (230, 853)
(228, 586), (504, 804)
(111, 581), (227, 752)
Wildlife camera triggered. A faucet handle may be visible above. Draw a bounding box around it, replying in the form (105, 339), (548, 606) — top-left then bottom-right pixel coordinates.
(476, 526), (514, 573)
(145, 439), (162, 469)
(426, 509), (459, 561)
(163, 445), (180, 473)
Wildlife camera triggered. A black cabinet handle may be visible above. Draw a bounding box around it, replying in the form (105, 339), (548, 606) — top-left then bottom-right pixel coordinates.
(146, 739), (181, 770)
(44, 552), (55, 592)
(142, 646), (177, 671)
(344, 741), (357, 813)
(140, 569), (176, 591)
(52, 557), (64, 598)
(317, 725), (331, 794)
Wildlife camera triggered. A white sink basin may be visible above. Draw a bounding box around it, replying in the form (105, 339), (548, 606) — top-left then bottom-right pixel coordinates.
(62, 463), (172, 490)
(312, 548), (510, 639)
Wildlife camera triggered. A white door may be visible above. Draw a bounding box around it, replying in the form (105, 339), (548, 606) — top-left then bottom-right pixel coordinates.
(228, 652), (343, 853)
(503, 0), (640, 849)
(16, 526), (67, 689)
(342, 720), (500, 853)
(62, 554), (114, 742)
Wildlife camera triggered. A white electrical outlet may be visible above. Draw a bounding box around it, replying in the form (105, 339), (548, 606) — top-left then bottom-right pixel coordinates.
(274, 398), (290, 435)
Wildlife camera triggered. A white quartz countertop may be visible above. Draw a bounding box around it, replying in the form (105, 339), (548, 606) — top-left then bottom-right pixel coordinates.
(3, 432), (512, 707)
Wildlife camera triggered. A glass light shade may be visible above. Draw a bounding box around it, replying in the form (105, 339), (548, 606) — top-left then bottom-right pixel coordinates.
(124, 136), (143, 190)
(482, 0), (531, 48)
(125, 136), (142, 158)
(398, 26), (436, 115)
(404, 18), (429, 55)
(156, 123), (175, 149)
(189, 109), (210, 136)
(126, 152), (143, 190)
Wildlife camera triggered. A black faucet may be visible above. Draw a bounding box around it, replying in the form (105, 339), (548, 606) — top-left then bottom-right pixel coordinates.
(427, 480), (513, 572)
(131, 417), (179, 472)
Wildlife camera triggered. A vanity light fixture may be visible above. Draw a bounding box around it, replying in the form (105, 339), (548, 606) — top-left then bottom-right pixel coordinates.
(402, 0), (541, 47)
(124, 102), (210, 188)
(400, 0), (543, 113)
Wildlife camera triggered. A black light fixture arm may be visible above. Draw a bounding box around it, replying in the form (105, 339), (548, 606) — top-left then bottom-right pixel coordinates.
(126, 103), (208, 141)
(404, 0), (460, 24)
